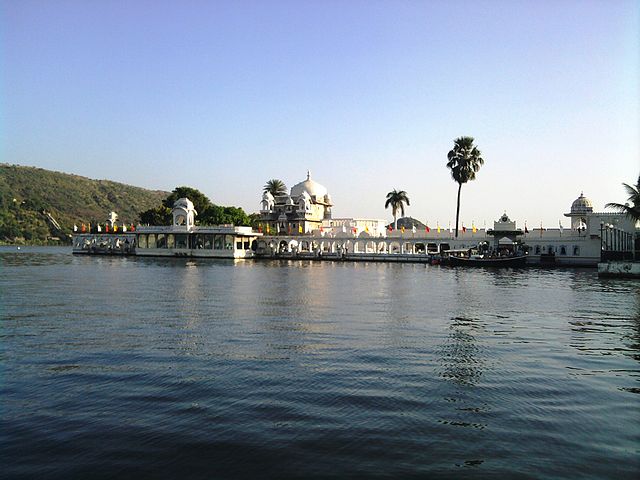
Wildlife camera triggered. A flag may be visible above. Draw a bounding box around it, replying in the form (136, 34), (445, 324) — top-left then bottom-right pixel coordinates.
(320, 226), (324, 233)
(105, 224), (109, 233)
(426, 225), (430, 233)
(258, 224), (263, 233)
(288, 224), (292, 234)
(388, 224), (393, 232)
(113, 224), (118, 232)
(97, 225), (102, 232)
(559, 220), (564, 235)
(73, 224), (78, 232)
(122, 224), (127, 232)
(412, 225), (416, 234)
(472, 222), (477, 234)
(462, 224), (467, 233)
(266, 224), (270, 234)
(342, 225), (347, 233)
(299, 224), (303, 233)
(401, 225), (405, 233)
(365, 225), (370, 233)
(130, 224), (135, 232)
(352, 227), (357, 234)
(524, 222), (529, 234)
(437, 224), (441, 233)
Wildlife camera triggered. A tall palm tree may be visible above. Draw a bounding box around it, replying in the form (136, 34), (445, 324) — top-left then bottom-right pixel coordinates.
(605, 174), (640, 222)
(385, 189), (410, 230)
(263, 179), (287, 197)
(446, 136), (484, 238)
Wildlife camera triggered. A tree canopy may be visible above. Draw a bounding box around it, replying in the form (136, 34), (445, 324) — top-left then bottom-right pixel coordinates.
(162, 186), (212, 215)
(446, 136), (484, 185)
(140, 185), (252, 226)
(263, 179), (287, 196)
(446, 136), (484, 237)
(385, 189), (410, 230)
(605, 174), (640, 222)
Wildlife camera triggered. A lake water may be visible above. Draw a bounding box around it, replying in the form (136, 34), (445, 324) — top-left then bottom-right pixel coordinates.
(1, 246), (639, 479)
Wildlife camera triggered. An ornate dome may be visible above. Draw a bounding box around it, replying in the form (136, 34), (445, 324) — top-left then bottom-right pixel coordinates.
(290, 171), (328, 199)
(571, 192), (593, 214)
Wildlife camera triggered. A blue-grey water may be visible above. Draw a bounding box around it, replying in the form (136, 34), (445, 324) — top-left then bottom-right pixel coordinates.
(1, 246), (639, 479)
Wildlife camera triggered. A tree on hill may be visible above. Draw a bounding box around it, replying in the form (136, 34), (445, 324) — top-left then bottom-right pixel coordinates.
(605, 174), (640, 223)
(446, 137), (484, 238)
(385, 189), (410, 230)
(263, 179), (287, 196)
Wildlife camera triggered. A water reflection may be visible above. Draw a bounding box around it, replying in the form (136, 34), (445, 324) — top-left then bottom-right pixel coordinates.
(3, 251), (640, 479)
(0, 246), (73, 266)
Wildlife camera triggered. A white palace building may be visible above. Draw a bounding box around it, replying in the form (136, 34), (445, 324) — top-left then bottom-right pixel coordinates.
(255, 173), (637, 266)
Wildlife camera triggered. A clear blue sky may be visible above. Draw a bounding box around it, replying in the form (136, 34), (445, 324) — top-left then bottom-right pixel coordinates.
(1, 0), (638, 227)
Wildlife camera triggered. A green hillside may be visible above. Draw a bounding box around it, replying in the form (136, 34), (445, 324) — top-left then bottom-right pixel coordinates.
(0, 164), (168, 244)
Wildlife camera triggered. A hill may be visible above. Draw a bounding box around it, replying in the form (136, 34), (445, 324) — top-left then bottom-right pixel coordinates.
(386, 217), (427, 230)
(0, 164), (168, 244)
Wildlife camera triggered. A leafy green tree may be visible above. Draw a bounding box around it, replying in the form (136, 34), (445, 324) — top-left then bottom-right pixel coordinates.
(263, 179), (287, 196)
(0, 211), (21, 240)
(200, 205), (251, 226)
(139, 206), (172, 225)
(385, 189), (410, 230)
(446, 136), (484, 238)
(605, 174), (640, 223)
(162, 186), (212, 216)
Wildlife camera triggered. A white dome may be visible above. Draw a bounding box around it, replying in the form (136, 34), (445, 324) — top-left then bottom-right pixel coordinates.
(173, 197), (196, 213)
(571, 192), (593, 214)
(290, 171), (328, 199)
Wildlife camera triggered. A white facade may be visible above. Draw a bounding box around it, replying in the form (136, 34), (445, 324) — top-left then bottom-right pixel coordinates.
(256, 193), (637, 266)
(321, 218), (388, 237)
(259, 172), (333, 234)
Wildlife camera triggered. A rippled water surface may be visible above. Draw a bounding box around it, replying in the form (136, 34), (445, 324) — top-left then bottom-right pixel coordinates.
(1, 247), (639, 479)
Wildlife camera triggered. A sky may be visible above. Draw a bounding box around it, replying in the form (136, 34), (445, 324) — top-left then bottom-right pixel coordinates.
(1, 0), (638, 228)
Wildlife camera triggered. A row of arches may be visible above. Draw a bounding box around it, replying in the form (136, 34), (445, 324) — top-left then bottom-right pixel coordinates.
(257, 238), (471, 256)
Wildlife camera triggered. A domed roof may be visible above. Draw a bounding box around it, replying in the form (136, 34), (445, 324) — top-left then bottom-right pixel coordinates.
(173, 197), (196, 213)
(571, 192), (593, 214)
(290, 171), (328, 199)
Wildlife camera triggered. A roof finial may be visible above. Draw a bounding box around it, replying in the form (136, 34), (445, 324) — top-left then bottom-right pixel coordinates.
(307, 170), (311, 180)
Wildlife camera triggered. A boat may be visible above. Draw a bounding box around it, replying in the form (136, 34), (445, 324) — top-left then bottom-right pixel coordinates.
(448, 254), (528, 267)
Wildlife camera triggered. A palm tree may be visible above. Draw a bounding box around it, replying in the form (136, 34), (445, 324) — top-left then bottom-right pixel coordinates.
(605, 174), (640, 223)
(263, 179), (287, 197)
(446, 136), (484, 238)
(385, 189), (410, 230)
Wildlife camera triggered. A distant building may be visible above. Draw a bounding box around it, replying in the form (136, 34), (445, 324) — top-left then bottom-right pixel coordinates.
(259, 171), (333, 235)
(322, 218), (388, 237)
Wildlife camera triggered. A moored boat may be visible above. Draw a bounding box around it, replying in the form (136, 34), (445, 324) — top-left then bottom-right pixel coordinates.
(448, 254), (528, 267)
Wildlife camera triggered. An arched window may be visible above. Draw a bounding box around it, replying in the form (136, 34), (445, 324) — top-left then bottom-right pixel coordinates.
(535, 245), (541, 254)
(573, 246), (580, 256)
(560, 246), (567, 255)
(548, 245), (555, 254)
